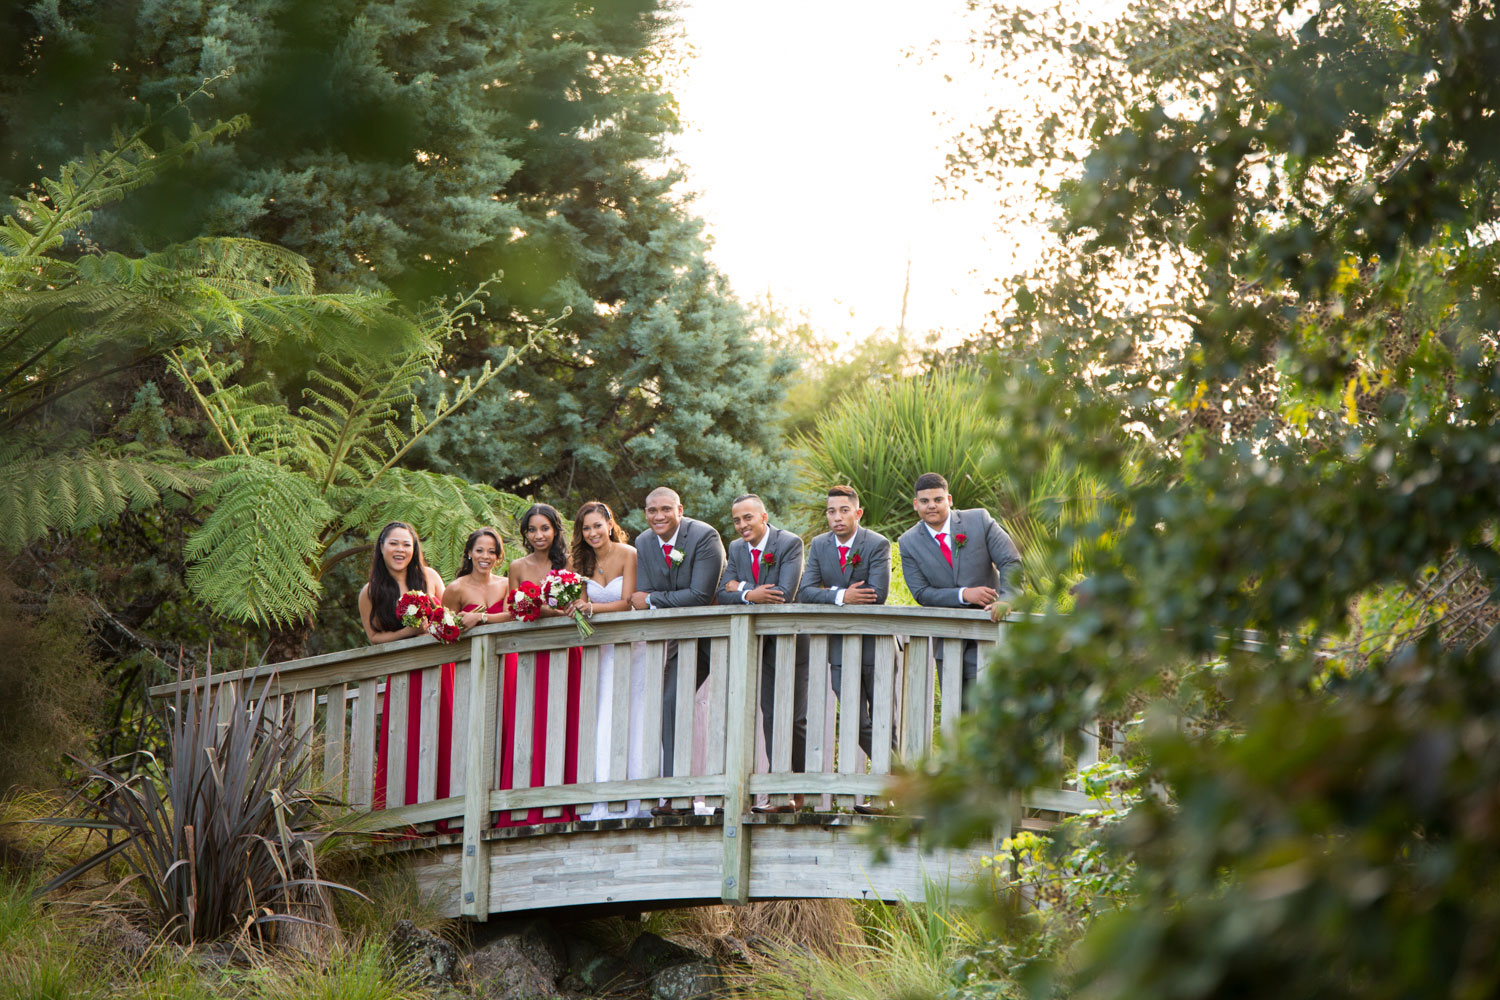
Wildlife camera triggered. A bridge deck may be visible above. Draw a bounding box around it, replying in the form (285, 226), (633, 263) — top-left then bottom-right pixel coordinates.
(153, 606), (1103, 918)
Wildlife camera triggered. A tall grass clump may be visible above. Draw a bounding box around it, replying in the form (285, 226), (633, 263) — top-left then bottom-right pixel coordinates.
(0, 872), (101, 1000)
(36, 675), (356, 945)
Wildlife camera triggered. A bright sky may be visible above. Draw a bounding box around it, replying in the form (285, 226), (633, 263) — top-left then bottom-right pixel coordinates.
(667, 1), (1043, 344)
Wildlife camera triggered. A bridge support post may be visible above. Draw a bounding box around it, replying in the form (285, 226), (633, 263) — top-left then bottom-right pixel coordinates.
(720, 613), (757, 905)
(460, 633), (498, 920)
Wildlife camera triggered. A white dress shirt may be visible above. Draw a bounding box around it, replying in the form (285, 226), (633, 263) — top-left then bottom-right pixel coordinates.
(645, 528), (681, 610)
(925, 515), (965, 605)
(739, 529), (770, 603)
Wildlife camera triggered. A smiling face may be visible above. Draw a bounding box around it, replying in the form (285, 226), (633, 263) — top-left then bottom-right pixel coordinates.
(731, 498), (769, 545)
(913, 488), (953, 529)
(581, 510), (613, 550)
(825, 493), (862, 541)
(645, 490), (683, 540)
(524, 513), (555, 553)
(468, 533), (499, 575)
(381, 526), (415, 577)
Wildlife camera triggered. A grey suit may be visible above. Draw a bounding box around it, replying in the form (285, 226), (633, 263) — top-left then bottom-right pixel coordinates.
(636, 517), (726, 776)
(722, 526), (809, 772)
(800, 526), (892, 756)
(898, 508), (1021, 705)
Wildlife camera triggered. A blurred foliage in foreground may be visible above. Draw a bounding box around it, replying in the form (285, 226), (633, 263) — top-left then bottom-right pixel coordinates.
(904, 1), (1500, 997)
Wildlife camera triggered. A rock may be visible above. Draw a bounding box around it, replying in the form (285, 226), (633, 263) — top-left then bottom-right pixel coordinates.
(651, 961), (720, 1000)
(576, 951), (632, 992)
(626, 931), (703, 973)
(467, 921), (568, 1000)
(388, 919), (459, 987)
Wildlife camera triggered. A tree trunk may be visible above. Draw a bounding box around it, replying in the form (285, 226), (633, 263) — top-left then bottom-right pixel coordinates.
(265, 615), (315, 664)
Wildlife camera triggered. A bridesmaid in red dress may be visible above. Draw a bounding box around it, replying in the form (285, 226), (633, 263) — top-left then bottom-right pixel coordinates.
(505, 504), (583, 824)
(438, 527), (512, 829)
(359, 521), (445, 812)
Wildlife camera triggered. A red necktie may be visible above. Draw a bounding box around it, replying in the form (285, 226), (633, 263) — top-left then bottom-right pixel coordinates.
(662, 543), (673, 565)
(751, 548), (761, 584)
(838, 545), (849, 569)
(936, 532), (953, 567)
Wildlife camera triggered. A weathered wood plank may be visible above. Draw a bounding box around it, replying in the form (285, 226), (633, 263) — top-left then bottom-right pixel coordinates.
(510, 653), (537, 823)
(940, 638), (963, 743)
(705, 638), (728, 777)
(292, 689), (315, 773)
(639, 642), (665, 780)
(803, 636), (828, 776)
(747, 773), (891, 797)
(349, 680), (376, 809)
(871, 636), (896, 776)
(672, 638), (698, 808)
(322, 684), (346, 796)
(417, 665), (441, 806)
(899, 636), (929, 765)
(720, 614), (756, 904)
(460, 633), (498, 919)
(770, 636), (795, 781)
(386, 672), (410, 809)
(608, 642), (631, 808)
(449, 662), (470, 800)
(576, 646), (600, 786)
(837, 635), (862, 809)
(542, 649), (569, 819)
(488, 774), (725, 811)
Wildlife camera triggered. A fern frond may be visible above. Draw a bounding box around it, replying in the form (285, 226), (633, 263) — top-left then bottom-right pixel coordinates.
(184, 455), (334, 625)
(0, 445), (206, 550)
(332, 470), (527, 578)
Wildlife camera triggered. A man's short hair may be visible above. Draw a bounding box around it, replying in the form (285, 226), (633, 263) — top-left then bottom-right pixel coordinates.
(913, 472), (949, 495)
(731, 493), (764, 510)
(827, 484), (859, 505)
(646, 486), (680, 506)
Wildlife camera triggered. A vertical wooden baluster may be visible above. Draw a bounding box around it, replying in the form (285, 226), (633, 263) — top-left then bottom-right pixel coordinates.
(293, 690), (316, 778)
(577, 646), (600, 788)
(721, 614), (756, 904)
(386, 672), (410, 809)
(900, 636), (931, 766)
(542, 649), (568, 819)
(871, 637), (896, 779)
(323, 684), (346, 797)
(770, 635), (796, 808)
(417, 666), (441, 810)
(349, 680), (376, 810)
(940, 639), (963, 744)
(640, 642), (665, 781)
(672, 638), (698, 810)
(837, 635), (861, 811)
(704, 637), (729, 813)
(804, 636), (829, 783)
(449, 660), (470, 818)
(510, 653), (537, 823)
(609, 641), (632, 811)
(460, 633), (498, 920)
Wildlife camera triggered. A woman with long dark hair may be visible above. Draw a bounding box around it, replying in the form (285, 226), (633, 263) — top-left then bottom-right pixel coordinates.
(359, 521), (445, 811)
(503, 503), (582, 824)
(570, 502), (648, 821)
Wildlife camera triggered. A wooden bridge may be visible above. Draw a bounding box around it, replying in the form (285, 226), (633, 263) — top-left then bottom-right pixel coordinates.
(153, 607), (1104, 919)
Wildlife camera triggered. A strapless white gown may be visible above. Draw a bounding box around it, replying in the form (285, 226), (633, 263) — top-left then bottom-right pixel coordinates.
(581, 576), (650, 821)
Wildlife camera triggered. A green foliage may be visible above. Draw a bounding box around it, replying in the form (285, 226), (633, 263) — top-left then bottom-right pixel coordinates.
(0, 585), (105, 791)
(907, 1), (1500, 997)
(36, 677), (356, 944)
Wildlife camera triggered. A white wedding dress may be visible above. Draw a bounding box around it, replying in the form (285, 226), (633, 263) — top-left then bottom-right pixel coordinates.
(581, 576), (651, 821)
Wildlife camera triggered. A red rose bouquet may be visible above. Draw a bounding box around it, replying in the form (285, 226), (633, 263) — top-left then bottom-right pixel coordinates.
(542, 569), (594, 639)
(508, 580), (545, 623)
(395, 592), (462, 644)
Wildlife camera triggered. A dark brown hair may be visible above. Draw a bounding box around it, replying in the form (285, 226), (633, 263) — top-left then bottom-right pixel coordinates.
(571, 501), (628, 580)
(457, 527), (505, 578)
(913, 472), (949, 495)
(367, 521), (430, 632)
(518, 503), (569, 570)
(827, 484), (859, 505)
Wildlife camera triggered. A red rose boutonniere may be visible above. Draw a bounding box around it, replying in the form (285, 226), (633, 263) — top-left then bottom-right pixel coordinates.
(761, 550), (777, 568)
(848, 552), (862, 567)
(953, 534), (968, 548)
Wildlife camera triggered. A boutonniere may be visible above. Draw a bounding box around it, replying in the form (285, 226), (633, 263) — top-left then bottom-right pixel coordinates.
(848, 552), (862, 567)
(761, 550), (776, 568)
(954, 534), (968, 548)
(668, 548), (685, 567)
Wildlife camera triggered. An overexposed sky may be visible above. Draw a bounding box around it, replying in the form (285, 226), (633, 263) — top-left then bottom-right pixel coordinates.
(667, 2), (1042, 343)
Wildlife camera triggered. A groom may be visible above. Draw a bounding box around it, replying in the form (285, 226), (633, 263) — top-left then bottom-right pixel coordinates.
(899, 472), (1021, 708)
(630, 487), (726, 805)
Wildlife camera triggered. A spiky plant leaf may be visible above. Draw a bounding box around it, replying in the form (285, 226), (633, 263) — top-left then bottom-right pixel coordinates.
(184, 456), (335, 625)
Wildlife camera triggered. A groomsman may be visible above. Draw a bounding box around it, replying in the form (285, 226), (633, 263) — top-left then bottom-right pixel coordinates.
(899, 472), (1021, 707)
(718, 494), (809, 811)
(799, 485), (891, 758)
(629, 487), (726, 806)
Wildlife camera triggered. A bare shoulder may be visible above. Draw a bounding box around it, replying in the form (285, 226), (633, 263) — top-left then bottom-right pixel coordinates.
(357, 582), (371, 605)
(425, 565), (445, 590)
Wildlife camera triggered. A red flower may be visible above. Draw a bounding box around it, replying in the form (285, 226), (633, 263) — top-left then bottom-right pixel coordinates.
(954, 533), (968, 548)
(761, 550), (776, 568)
(848, 552), (862, 567)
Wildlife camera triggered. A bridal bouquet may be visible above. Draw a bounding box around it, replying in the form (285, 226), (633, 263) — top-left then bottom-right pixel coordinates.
(542, 569), (595, 639)
(395, 592), (462, 644)
(508, 580), (545, 623)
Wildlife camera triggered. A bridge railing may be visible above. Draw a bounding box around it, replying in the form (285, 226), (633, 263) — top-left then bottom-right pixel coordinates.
(150, 606), (1100, 913)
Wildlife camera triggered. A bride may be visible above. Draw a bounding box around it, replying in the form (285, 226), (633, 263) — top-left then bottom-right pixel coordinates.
(569, 501), (648, 821)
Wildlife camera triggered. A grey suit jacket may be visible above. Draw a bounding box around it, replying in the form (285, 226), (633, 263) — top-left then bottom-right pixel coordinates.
(800, 526), (891, 604)
(898, 508), (1020, 608)
(718, 525), (804, 604)
(636, 516), (726, 608)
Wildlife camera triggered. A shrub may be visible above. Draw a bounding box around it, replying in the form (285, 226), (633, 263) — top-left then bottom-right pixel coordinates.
(36, 675), (356, 944)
